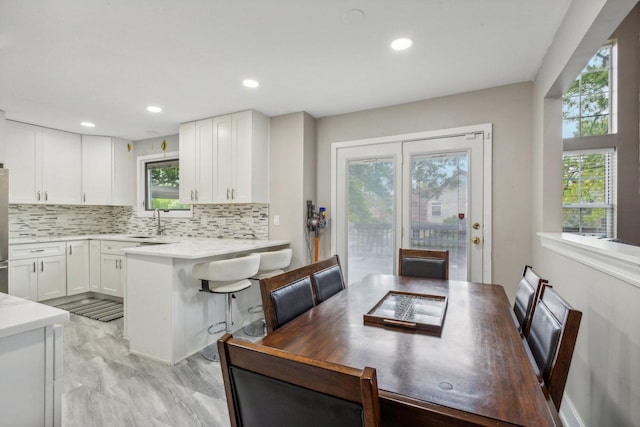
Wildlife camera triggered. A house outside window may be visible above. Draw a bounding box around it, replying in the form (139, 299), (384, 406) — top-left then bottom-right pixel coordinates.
(562, 43), (616, 138)
(431, 201), (442, 217)
(562, 149), (615, 237)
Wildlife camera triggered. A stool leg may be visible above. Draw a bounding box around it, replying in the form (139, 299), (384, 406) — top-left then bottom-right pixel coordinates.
(202, 292), (234, 362)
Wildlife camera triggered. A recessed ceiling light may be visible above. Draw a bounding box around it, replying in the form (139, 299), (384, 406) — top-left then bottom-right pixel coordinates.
(391, 38), (413, 51)
(242, 79), (260, 88)
(146, 105), (162, 113)
(81, 122), (95, 128)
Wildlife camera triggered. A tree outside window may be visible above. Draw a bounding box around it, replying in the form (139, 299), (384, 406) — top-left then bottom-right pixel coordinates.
(145, 159), (190, 210)
(562, 44), (614, 138)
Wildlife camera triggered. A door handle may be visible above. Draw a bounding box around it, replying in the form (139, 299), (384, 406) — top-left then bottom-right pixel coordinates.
(472, 236), (481, 244)
(472, 222), (480, 230)
(40, 261), (44, 272)
(37, 191), (41, 201)
(33, 262), (36, 273)
(69, 246), (73, 255)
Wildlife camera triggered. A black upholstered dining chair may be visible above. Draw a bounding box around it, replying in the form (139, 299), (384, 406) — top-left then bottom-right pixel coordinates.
(218, 333), (380, 427)
(512, 265), (548, 337)
(310, 255), (345, 303)
(398, 248), (449, 280)
(525, 286), (582, 409)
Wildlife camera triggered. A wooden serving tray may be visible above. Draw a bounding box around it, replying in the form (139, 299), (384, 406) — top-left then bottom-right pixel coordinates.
(364, 290), (447, 334)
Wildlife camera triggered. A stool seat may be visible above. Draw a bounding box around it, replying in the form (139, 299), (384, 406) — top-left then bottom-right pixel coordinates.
(211, 279), (252, 294)
(192, 254), (260, 362)
(243, 248), (293, 338)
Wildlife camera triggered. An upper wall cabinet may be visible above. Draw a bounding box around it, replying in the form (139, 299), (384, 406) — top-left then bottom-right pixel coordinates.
(5, 121), (133, 206)
(179, 110), (269, 205)
(6, 121), (82, 204)
(179, 119), (214, 204)
(82, 135), (113, 205)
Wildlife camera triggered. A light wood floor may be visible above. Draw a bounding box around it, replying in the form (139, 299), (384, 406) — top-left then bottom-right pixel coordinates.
(62, 314), (232, 426)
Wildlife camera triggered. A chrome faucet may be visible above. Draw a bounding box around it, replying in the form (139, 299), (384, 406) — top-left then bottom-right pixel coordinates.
(153, 209), (166, 235)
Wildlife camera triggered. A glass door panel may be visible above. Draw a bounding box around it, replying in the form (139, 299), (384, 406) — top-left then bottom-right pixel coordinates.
(346, 158), (395, 283)
(409, 152), (468, 280)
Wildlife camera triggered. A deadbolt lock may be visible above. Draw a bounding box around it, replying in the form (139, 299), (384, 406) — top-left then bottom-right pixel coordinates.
(472, 236), (481, 244)
(472, 222), (480, 230)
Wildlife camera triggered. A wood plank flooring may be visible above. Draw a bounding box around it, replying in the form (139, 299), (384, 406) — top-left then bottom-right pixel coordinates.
(62, 314), (231, 426)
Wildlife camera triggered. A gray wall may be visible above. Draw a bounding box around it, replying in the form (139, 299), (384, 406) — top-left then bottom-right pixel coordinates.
(563, 6), (640, 244)
(532, 0), (640, 425)
(269, 112), (316, 268)
(315, 82), (533, 301)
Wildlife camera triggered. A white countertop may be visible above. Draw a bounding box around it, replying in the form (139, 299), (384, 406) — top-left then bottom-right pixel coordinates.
(123, 238), (290, 259)
(9, 234), (290, 260)
(0, 293), (69, 340)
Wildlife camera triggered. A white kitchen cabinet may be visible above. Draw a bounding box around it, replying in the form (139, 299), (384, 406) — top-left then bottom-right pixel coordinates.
(99, 241), (139, 297)
(178, 119), (214, 204)
(100, 254), (125, 297)
(0, 296), (67, 427)
(81, 135), (113, 205)
(213, 110), (269, 204)
(66, 241), (90, 296)
(112, 138), (134, 206)
(9, 242), (68, 302)
(4, 121), (82, 204)
(5, 121), (40, 204)
(89, 240), (101, 291)
(8, 259), (38, 301)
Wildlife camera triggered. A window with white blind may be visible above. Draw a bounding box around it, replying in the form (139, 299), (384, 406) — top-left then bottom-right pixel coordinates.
(562, 149), (616, 237)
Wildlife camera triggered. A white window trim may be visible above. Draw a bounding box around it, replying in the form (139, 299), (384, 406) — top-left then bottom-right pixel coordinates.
(136, 151), (193, 218)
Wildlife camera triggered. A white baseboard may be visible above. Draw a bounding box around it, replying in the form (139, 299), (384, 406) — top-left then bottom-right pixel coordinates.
(560, 395), (586, 427)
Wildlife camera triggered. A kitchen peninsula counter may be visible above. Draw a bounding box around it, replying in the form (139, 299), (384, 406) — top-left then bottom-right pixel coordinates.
(123, 238), (289, 364)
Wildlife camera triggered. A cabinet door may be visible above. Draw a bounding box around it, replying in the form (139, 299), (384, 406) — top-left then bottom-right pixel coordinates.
(8, 259), (38, 301)
(37, 255), (67, 301)
(5, 121), (42, 203)
(232, 110), (269, 204)
(81, 135), (112, 205)
(66, 241), (90, 296)
(89, 241), (101, 291)
(41, 128), (82, 204)
(112, 138), (134, 206)
(195, 118), (214, 203)
(213, 114), (233, 203)
(100, 254), (123, 297)
(178, 122), (197, 204)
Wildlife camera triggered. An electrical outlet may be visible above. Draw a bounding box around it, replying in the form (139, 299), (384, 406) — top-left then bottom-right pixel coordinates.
(273, 215), (280, 226)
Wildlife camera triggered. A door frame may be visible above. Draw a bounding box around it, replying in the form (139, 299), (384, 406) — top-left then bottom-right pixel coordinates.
(330, 123), (492, 283)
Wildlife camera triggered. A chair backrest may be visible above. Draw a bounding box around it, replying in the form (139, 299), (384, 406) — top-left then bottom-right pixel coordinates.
(513, 265), (548, 336)
(398, 248), (449, 280)
(526, 286), (582, 409)
(218, 333), (380, 427)
(311, 255), (345, 303)
(260, 267), (316, 334)
(260, 256), (347, 333)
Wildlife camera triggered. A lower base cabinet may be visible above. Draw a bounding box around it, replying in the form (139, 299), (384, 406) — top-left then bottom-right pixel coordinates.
(100, 254), (125, 297)
(9, 254), (67, 302)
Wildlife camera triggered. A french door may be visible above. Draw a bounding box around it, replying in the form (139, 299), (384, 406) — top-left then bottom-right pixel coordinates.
(333, 126), (491, 284)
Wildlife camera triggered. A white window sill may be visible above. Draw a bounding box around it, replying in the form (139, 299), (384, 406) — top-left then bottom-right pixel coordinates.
(538, 232), (640, 288)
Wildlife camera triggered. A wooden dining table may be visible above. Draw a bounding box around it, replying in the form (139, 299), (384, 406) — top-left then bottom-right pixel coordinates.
(257, 274), (561, 426)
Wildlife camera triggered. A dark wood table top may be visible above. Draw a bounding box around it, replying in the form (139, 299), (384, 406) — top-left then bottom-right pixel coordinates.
(258, 274), (559, 427)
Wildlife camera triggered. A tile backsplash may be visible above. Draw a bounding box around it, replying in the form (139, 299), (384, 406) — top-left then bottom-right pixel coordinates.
(9, 204), (269, 240)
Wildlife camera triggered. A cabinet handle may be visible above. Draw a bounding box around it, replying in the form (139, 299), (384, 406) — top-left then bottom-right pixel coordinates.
(45, 191), (48, 201)
(37, 191), (41, 201)
(40, 261), (44, 272)
(227, 189), (230, 200)
(191, 190), (194, 201)
(30, 249), (45, 253)
(195, 190), (198, 201)
(69, 246), (73, 255)
(231, 189), (235, 200)
(33, 262), (36, 273)
(115, 259), (118, 269)
(83, 193), (86, 203)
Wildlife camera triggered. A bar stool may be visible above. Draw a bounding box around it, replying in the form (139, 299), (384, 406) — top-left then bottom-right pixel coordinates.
(243, 248), (293, 337)
(192, 254), (260, 361)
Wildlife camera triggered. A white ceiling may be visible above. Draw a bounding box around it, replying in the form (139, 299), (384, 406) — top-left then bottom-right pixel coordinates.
(0, 0), (572, 141)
